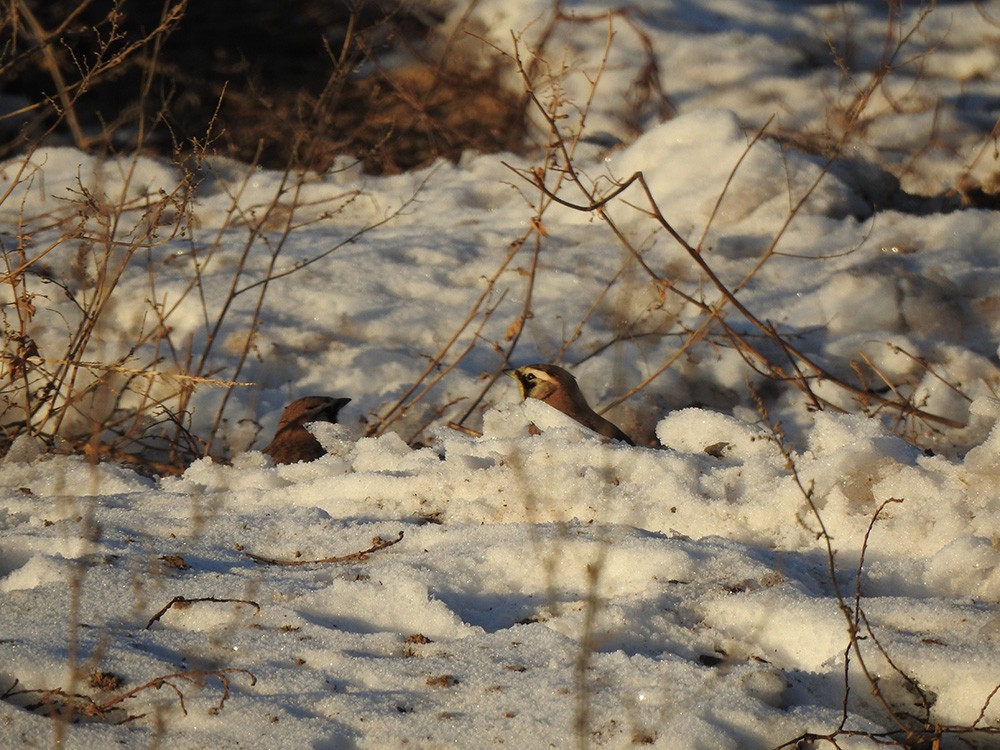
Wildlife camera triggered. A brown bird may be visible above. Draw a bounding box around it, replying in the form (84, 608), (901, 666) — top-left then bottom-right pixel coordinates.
(262, 396), (351, 464)
(505, 364), (634, 445)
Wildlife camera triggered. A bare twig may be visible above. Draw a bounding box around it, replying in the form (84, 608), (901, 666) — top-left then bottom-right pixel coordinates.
(5, 668), (256, 722)
(144, 596), (261, 630)
(245, 531), (405, 566)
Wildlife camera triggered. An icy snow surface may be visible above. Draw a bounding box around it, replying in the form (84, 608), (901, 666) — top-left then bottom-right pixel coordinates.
(3, 0), (1000, 747)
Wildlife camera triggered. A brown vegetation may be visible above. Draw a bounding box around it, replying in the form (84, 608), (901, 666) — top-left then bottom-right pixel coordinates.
(1, 0), (527, 173)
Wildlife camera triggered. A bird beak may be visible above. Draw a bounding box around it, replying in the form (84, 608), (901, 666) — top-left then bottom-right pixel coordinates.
(313, 397), (350, 421)
(328, 397), (351, 415)
(503, 368), (527, 399)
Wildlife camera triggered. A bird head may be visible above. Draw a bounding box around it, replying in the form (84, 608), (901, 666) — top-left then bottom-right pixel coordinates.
(277, 396), (351, 428)
(504, 364), (573, 403)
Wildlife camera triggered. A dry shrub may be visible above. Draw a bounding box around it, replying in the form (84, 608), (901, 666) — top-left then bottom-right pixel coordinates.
(1, 0), (529, 174)
(0, 0), (534, 470)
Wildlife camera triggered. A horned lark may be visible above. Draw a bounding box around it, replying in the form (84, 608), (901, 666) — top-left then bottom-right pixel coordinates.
(505, 364), (634, 445)
(262, 396), (350, 464)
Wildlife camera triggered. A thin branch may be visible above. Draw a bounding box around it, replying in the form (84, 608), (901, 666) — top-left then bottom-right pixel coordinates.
(245, 531), (404, 566)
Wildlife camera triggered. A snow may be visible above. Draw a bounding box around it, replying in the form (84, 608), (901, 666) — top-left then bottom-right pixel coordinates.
(3, 0), (1000, 747)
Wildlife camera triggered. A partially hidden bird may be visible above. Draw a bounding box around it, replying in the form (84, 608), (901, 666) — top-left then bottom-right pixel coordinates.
(505, 364), (634, 445)
(262, 396), (351, 464)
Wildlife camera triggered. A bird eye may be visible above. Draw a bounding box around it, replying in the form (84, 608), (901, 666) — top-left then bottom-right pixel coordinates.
(524, 373), (536, 382)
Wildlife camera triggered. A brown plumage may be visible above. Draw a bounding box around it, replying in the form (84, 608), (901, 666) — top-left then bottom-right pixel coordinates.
(505, 364), (634, 445)
(262, 396), (351, 464)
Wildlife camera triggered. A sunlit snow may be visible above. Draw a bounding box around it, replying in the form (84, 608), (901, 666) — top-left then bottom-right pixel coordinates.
(3, 0), (1000, 747)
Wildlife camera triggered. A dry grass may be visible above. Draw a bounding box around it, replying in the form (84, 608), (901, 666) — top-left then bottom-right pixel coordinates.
(0, 0), (532, 471)
(1, 0), (528, 174)
(2, 2), (999, 745)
